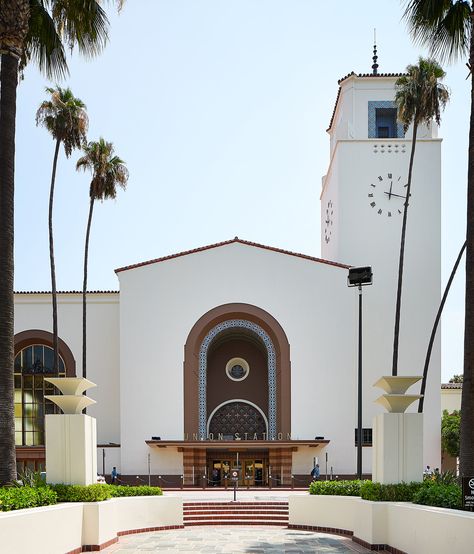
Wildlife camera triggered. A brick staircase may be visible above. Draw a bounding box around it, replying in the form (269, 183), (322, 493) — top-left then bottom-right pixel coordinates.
(183, 501), (289, 526)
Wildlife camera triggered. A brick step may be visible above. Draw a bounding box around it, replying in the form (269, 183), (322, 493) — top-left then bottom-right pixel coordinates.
(184, 510), (288, 519)
(185, 520), (288, 527)
(183, 502), (288, 507)
(182, 501), (289, 527)
(184, 514), (288, 521)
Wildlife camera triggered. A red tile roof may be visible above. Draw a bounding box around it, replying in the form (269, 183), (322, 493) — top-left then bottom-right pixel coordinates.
(15, 290), (118, 295)
(115, 238), (350, 273)
(441, 383), (462, 389)
(327, 72), (406, 132)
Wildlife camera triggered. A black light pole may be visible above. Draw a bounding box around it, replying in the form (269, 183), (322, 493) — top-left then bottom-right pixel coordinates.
(348, 266), (373, 480)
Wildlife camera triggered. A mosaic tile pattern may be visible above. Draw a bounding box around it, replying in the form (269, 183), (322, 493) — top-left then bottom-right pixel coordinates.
(198, 319), (277, 440)
(368, 101), (404, 139)
(102, 525), (373, 553)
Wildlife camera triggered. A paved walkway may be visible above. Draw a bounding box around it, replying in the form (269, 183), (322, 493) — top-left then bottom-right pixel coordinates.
(102, 526), (372, 553)
(164, 489), (306, 501)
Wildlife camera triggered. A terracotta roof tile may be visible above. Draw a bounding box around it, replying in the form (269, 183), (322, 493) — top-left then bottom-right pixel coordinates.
(115, 238), (350, 273)
(327, 72), (407, 132)
(15, 290), (118, 295)
(441, 382), (462, 389)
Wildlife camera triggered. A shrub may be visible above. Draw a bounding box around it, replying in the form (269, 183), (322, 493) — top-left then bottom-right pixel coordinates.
(107, 485), (163, 497)
(412, 481), (462, 510)
(0, 486), (57, 511)
(309, 480), (368, 496)
(360, 481), (422, 502)
(51, 483), (111, 503)
(12, 469), (47, 489)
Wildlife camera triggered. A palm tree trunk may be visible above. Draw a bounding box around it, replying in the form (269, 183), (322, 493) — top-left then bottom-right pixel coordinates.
(418, 241), (466, 413)
(460, 5), (474, 477)
(49, 138), (60, 375)
(0, 53), (19, 485)
(82, 197), (94, 379)
(392, 121), (418, 376)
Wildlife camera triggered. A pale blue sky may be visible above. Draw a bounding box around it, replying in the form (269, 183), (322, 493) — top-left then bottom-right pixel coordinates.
(14, 1), (468, 381)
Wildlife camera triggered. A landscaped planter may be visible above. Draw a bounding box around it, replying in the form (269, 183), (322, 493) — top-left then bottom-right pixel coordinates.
(0, 496), (183, 554)
(289, 494), (474, 554)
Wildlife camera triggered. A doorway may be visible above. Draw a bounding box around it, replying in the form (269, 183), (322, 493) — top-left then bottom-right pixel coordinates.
(207, 452), (268, 486)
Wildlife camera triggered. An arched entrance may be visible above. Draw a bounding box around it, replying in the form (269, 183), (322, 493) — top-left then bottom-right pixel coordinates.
(198, 319), (276, 439)
(184, 303), (291, 438)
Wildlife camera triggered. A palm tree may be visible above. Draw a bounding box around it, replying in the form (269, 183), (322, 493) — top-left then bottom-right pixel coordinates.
(0, 0), (123, 486)
(392, 59), (449, 377)
(36, 86), (89, 377)
(76, 139), (128, 378)
(403, 0), (474, 478)
(0, 0), (31, 488)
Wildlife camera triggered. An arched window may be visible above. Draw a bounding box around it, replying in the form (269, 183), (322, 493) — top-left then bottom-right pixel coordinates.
(14, 345), (66, 446)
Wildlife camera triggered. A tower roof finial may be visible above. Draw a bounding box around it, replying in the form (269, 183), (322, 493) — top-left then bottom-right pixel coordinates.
(372, 28), (379, 75)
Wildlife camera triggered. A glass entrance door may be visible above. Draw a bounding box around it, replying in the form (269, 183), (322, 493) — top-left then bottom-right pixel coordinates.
(207, 454), (267, 486)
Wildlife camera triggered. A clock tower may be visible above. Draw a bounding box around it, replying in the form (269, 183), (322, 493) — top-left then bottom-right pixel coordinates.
(321, 70), (442, 469)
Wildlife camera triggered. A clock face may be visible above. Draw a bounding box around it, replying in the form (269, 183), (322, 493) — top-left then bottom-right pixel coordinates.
(368, 173), (407, 217)
(324, 200), (334, 243)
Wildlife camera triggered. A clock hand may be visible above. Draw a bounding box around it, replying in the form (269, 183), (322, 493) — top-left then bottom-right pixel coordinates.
(389, 180), (393, 200)
(384, 192), (406, 199)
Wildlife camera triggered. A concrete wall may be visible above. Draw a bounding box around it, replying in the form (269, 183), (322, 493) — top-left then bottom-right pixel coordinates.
(441, 388), (461, 414)
(117, 242), (357, 476)
(289, 495), (474, 554)
(14, 293), (120, 445)
(0, 496), (182, 554)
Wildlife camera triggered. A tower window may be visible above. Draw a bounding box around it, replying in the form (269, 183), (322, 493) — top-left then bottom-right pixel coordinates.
(375, 108), (397, 138)
(368, 101), (404, 139)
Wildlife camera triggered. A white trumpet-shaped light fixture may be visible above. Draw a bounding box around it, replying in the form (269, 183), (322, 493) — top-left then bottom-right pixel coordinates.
(45, 377), (97, 414)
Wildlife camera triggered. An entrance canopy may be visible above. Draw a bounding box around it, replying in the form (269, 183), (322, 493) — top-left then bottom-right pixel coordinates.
(145, 439), (330, 449)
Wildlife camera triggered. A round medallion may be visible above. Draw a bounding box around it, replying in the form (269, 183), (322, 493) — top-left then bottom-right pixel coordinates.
(225, 357), (250, 381)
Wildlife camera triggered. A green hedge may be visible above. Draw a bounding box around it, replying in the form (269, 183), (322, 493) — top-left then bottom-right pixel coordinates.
(50, 483), (163, 503)
(309, 480), (369, 496)
(412, 481), (462, 510)
(360, 481), (422, 502)
(51, 483), (111, 503)
(108, 485), (162, 497)
(0, 487), (57, 511)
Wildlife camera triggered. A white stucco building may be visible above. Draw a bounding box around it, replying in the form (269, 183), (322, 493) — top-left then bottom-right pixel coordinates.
(13, 69), (441, 486)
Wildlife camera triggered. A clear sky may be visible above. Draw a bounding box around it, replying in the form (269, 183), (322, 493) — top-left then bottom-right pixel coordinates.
(14, 1), (468, 382)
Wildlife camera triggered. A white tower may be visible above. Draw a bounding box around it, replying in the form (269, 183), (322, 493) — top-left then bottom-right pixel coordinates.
(321, 69), (441, 470)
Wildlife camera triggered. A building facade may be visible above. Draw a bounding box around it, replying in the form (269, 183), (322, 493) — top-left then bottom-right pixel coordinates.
(13, 70), (441, 485)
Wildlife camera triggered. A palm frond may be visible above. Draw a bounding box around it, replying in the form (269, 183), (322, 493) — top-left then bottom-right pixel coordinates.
(22, 0), (68, 79)
(36, 86), (89, 156)
(395, 57), (449, 131)
(51, 0), (110, 58)
(76, 138), (128, 201)
(403, 0), (471, 64)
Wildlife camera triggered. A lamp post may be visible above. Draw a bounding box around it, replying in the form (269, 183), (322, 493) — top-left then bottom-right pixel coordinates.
(348, 266), (373, 480)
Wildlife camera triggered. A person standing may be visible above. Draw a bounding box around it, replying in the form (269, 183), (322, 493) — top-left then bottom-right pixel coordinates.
(311, 464), (320, 481)
(111, 466), (118, 484)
